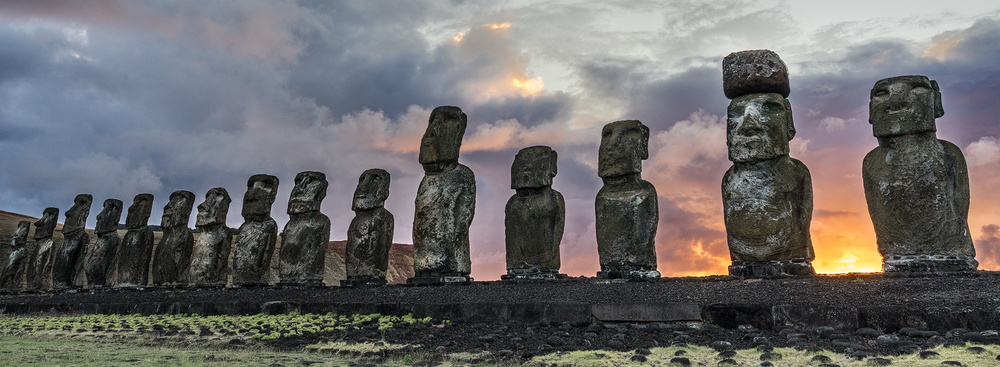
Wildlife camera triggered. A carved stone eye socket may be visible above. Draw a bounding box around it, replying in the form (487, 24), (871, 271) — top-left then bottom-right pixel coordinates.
(873, 89), (888, 98)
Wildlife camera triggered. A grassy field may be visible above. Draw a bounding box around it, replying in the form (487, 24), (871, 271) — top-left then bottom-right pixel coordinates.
(2, 313), (1000, 366)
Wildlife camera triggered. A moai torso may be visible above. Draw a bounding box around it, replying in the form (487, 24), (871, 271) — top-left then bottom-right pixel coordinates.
(114, 194), (154, 287)
(188, 188), (232, 286)
(279, 171), (331, 285)
(84, 199), (122, 288)
(504, 146), (565, 277)
(595, 120), (659, 279)
(232, 174), (279, 286)
(411, 106), (476, 281)
(863, 75), (975, 271)
(723, 156), (813, 262)
(30, 207), (59, 290)
(151, 191), (195, 285)
(721, 50), (814, 277)
(1, 221), (32, 290)
(54, 194), (92, 289)
(345, 169), (394, 284)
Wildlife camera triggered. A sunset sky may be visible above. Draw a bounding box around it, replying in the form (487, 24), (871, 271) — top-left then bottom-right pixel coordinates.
(2, 1), (1000, 280)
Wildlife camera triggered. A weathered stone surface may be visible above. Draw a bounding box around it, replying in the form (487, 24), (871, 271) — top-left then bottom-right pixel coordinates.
(504, 146), (565, 280)
(595, 120), (659, 279)
(84, 199), (122, 288)
(344, 169), (394, 286)
(53, 194), (92, 289)
(0, 221), (32, 290)
(233, 174), (279, 287)
(723, 49), (790, 99)
(30, 207), (59, 290)
(114, 193), (154, 287)
(863, 75), (976, 272)
(722, 51), (814, 277)
(411, 106), (475, 283)
(188, 187), (232, 286)
(279, 171), (331, 285)
(151, 190), (195, 286)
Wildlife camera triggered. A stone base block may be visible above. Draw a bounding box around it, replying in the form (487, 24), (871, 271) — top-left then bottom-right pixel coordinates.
(729, 259), (815, 278)
(407, 274), (473, 285)
(275, 280), (325, 288)
(340, 276), (388, 287)
(501, 269), (568, 281)
(883, 255), (979, 273)
(597, 268), (660, 280)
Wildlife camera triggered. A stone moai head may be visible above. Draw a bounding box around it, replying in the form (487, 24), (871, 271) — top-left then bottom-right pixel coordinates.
(14, 220), (31, 243)
(242, 174), (279, 221)
(63, 194), (93, 234)
(288, 171), (327, 215)
(95, 199), (124, 234)
(723, 50), (795, 163)
(196, 187), (231, 227)
(512, 146), (557, 189)
(125, 194), (154, 230)
(418, 106), (468, 166)
(352, 169), (390, 211)
(598, 120), (649, 178)
(161, 190), (195, 228)
(869, 75), (944, 138)
(34, 207), (59, 239)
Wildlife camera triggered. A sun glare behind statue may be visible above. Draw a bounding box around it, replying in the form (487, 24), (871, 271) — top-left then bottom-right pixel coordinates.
(816, 252), (881, 274)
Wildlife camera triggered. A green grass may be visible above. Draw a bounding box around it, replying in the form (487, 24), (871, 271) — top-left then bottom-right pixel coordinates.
(3, 313), (1000, 366)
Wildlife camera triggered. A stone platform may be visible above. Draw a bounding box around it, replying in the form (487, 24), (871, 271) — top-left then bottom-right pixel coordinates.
(2, 272), (999, 333)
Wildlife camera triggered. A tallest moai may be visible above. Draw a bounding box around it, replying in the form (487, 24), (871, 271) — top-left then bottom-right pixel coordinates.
(722, 50), (815, 277)
(863, 75), (977, 272)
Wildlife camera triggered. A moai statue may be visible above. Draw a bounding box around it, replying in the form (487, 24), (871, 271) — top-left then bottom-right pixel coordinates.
(53, 194), (92, 289)
(863, 75), (977, 272)
(232, 174), (279, 287)
(151, 190), (195, 286)
(30, 207), (59, 290)
(342, 169), (394, 287)
(278, 171), (331, 286)
(595, 120), (660, 279)
(409, 106), (476, 284)
(0, 221), (32, 291)
(502, 146), (566, 280)
(188, 187), (232, 287)
(721, 49), (815, 277)
(113, 193), (154, 288)
(83, 199), (122, 288)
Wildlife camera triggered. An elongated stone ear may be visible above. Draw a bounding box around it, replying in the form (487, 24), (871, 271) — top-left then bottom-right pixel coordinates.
(639, 122), (650, 160)
(784, 97), (795, 140)
(931, 80), (944, 118)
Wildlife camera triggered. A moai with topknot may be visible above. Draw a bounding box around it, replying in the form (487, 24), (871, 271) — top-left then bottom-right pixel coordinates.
(342, 169), (394, 287)
(0, 221), (32, 291)
(188, 187), (232, 287)
(84, 199), (122, 288)
(232, 174), (280, 287)
(863, 75), (977, 272)
(278, 171), (331, 286)
(30, 207), (59, 290)
(409, 106), (476, 284)
(151, 190), (195, 286)
(722, 50), (814, 277)
(595, 120), (660, 279)
(113, 193), (155, 288)
(503, 146), (566, 280)
(53, 194), (92, 289)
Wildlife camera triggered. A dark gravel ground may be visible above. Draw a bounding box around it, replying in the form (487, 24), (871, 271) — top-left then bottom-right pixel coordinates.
(4, 272), (1000, 364)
